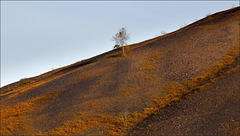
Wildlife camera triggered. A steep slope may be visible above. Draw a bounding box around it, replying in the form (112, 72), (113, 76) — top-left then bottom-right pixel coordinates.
(128, 67), (240, 136)
(1, 7), (239, 135)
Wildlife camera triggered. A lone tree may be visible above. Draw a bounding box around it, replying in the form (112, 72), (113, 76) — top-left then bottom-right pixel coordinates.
(112, 28), (130, 56)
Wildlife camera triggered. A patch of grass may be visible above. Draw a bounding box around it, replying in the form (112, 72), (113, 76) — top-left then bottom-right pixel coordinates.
(120, 88), (135, 92)
(143, 76), (155, 82)
(87, 101), (101, 110)
(0, 89), (63, 135)
(20, 78), (31, 85)
(136, 52), (163, 88)
(42, 112), (126, 136)
(120, 87), (140, 96)
(1, 87), (14, 95)
(0, 101), (35, 135)
(219, 119), (240, 135)
(138, 52), (162, 75)
(1, 79), (32, 95)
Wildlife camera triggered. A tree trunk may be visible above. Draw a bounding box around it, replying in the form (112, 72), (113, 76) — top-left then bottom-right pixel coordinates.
(122, 46), (125, 56)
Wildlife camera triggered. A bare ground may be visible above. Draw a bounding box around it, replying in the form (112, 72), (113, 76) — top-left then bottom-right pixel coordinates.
(128, 68), (240, 136)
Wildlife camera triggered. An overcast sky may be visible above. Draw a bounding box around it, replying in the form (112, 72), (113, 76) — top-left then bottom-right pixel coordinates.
(1, 1), (239, 87)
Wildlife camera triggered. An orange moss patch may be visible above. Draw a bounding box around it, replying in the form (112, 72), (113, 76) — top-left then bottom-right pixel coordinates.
(0, 89), (63, 135)
(0, 102), (34, 135)
(120, 87), (140, 96)
(143, 76), (155, 82)
(42, 113), (125, 136)
(138, 52), (162, 75)
(120, 88), (135, 92)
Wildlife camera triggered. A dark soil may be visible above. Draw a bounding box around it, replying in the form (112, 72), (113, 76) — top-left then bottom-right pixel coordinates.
(128, 68), (240, 136)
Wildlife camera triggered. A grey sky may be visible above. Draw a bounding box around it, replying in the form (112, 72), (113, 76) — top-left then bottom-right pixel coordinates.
(1, 1), (239, 87)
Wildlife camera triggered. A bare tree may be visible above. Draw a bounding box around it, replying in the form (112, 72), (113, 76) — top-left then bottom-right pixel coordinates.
(112, 28), (130, 56)
(161, 30), (167, 35)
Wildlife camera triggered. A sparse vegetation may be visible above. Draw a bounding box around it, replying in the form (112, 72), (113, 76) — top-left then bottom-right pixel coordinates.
(1, 7), (239, 136)
(126, 44), (240, 135)
(41, 44), (239, 135)
(0, 89), (63, 135)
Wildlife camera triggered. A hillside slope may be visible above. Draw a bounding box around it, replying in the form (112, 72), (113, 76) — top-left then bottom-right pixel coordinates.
(128, 64), (240, 136)
(1, 7), (239, 135)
